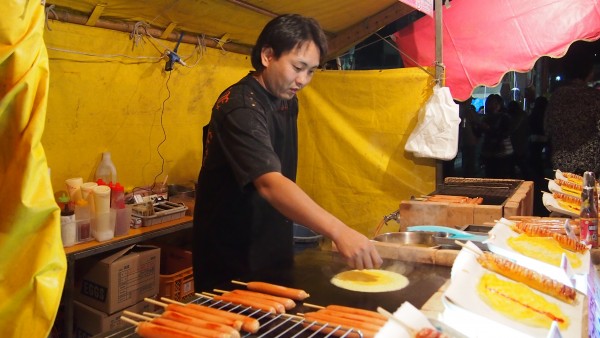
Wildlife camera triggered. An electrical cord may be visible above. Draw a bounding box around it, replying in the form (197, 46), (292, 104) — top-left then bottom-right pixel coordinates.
(148, 70), (172, 194)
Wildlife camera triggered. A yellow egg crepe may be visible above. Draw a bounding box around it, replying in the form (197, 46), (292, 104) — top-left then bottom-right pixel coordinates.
(477, 273), (569, 330)
(507, 234), (582, 268)
(330, 269), (409, 293)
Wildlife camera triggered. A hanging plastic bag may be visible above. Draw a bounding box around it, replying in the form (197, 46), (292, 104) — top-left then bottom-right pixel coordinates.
(404, 86), (460, 160)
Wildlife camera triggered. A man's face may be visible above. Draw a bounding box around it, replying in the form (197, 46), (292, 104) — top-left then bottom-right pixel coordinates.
(259, 41), (320, 100)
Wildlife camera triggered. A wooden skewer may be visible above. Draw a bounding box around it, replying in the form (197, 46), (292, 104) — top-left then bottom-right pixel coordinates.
(120, 316), (139, 326)
(145, 297), (168, 308)
(123, 310), (152, 321)
(231, 280), (247, 286)
(161, 297), (185, 305)
(143, 312), (160, 318)
(201, 292), (217, 297)
(213, 289), (229, 294)
(302, 302), (325, 309)
(376, 307), (416, 336)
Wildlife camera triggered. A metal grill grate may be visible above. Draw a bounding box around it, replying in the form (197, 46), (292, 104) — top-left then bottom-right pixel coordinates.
(103, 294), (366, 338)
(431, 177), (523, 206)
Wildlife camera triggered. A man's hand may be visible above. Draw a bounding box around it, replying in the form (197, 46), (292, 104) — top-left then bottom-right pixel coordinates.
(333, 227), (383, 270)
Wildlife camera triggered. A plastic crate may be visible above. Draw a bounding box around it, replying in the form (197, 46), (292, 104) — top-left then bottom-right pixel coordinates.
(158, 247), (194, 302)
(132, 201), (188, 226)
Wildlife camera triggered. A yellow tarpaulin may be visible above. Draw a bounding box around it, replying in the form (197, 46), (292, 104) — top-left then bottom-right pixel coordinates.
(298, 69), (436, 235)
(41, 21), (435, 236)
(0, 1), (67, 337)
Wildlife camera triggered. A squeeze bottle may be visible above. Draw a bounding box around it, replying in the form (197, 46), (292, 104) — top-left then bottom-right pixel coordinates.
(95, 152), (117, 183)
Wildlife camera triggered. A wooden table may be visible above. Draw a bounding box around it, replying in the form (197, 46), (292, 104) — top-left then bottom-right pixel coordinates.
(61, 216), (193, 338)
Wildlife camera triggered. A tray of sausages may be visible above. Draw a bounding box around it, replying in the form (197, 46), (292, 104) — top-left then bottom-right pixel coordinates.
(119, 280), (461, 338)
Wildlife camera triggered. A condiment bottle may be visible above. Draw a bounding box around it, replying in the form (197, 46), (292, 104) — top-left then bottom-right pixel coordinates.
(58, 193), (76, 247)
(110, 182), (126, 209)
(580, 171), (598, 248)
(95, 152), (117, 183)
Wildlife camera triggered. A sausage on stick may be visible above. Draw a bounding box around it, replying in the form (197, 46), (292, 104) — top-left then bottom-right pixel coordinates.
(206, 292), (277, 313)
(227, 289), (296, 310)
(512, 222), (588, 253)
(315, 309), (387, 327)
(144, 311), (241, 338)
(476, 252), (577, 304)
(145, 298), (243, 331)
(302, 312), (380, 338)
(122, 312), (232, 338)
(231, 280), (310, 300)
(120, 316), (204, 338)
(212, 290), (286, 313)
(161, 297), (259, 333)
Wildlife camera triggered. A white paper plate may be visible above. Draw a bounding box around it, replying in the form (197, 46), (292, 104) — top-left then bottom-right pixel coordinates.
(444, 248), (584, 338)
(487, 221), (590, 277)
(542, 192), (579, 218)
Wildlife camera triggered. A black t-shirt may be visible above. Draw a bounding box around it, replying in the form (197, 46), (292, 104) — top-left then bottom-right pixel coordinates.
(193, 73), (298, 291)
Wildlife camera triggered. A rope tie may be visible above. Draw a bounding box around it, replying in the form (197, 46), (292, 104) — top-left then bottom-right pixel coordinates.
(44, 4), (57, 31)
(130, 21), (150, 48)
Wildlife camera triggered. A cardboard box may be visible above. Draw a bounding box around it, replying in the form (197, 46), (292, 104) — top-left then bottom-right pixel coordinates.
(75, 245), (160, 314)
(73, 299), (154, 338)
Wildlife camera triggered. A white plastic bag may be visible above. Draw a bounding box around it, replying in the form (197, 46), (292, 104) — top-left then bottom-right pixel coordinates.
(404, 86), (460, 160)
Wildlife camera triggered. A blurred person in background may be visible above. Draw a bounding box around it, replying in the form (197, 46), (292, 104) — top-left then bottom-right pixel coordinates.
(546, 41), (600, 176)
(458, 98), (482, 177)
(480, 94), (514, 178)
(507, 100), (531, 179)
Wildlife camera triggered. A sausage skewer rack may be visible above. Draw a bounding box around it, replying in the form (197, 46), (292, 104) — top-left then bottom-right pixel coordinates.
(113, 294), (367, 338)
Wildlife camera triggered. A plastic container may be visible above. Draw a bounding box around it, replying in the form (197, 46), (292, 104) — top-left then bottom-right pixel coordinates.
(158, 247), (194, 301)
(94, 209), (116, 242)
(93, 185), (111, 214)
(65, 177), (83, 206)
(60, 201), (76, 247)
(95, 152), (117, 184)
(80, 181), (98, 214)
(75, 199), (93, 243)
(114, 205), (132, 237)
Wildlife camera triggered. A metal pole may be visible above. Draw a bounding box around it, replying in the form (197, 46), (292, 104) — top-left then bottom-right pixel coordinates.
(435, 0), (445, 189)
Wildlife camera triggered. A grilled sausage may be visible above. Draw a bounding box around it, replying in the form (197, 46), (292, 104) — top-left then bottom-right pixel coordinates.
(229, 289), (296, 310)
(160, 311), (241, 338)
(476, 252), (577, 304)
(135, 321), (204, 338)
(165, 304), (243, 331)
(324, 305), (387, 321)
(183, 303), (260, 333)
(303, 311), (382, 338)
(211, 293), (278, 313)
(244, 281), (310, 300)
(150, 317), (232, 338)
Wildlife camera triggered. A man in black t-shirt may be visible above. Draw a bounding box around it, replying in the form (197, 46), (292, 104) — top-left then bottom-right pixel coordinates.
(193, 14), (382, 291)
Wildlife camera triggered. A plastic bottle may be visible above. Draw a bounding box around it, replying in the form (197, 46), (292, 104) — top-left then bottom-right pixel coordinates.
(110, 182), (126, 209)
(95, 152), (117, 184)
(58, 193), (76, 247)
(580, 172), (599, 248)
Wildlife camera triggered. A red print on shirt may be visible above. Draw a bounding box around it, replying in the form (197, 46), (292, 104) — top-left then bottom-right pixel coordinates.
(215, 90), (231, 110)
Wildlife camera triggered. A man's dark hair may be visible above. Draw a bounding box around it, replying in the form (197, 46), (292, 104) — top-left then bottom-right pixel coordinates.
(250, 14), (328, 71)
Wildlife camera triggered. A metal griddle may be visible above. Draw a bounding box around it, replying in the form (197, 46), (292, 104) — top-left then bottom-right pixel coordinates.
(100, 248), (450, 337)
